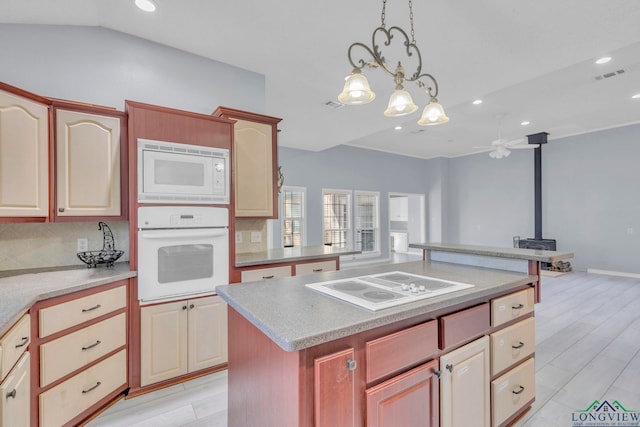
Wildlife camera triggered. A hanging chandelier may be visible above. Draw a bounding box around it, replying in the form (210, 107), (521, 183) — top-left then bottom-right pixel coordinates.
(338, 0), (449, 126)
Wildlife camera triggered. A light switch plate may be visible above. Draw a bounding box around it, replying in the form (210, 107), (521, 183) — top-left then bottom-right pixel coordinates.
(250, 232), (262, 243)
(235, 232), (243, 243)
(77, 238), (89, 252)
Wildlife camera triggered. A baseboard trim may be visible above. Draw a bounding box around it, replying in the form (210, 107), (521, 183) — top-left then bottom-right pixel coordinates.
(587, 268), (640, 279)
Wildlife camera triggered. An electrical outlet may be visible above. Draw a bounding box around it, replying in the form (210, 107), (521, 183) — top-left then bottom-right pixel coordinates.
(250, 232), (262, 243)
(235, 232), (243, 243)
(627, 227), (633, 235)
(77, 238), (89, 252)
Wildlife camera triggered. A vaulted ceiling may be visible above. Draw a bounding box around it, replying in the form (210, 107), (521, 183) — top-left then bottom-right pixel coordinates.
(3, 0), (640, 158)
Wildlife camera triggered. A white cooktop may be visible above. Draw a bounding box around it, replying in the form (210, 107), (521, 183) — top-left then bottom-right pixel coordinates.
(306, 271), (474, 311)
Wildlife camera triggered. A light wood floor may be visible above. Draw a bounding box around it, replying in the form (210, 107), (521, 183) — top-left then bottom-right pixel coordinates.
(89, 271), (640, 427)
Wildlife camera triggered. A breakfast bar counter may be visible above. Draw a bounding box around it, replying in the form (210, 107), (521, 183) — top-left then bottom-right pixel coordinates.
(234, 245), (361, 267)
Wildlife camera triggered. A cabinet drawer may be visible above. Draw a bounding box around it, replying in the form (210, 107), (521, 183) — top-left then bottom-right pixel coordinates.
(366, 320), (438, 383)
(490, 317), (535, 375)
(0, 352), (30, 427)
(491, 288), (534, 327)
(491, 357), (535, 427)
(39, 285), (126, 338)
(439, 303), (490, 350)
(40, 313), (126, 387)
(0, 313), (30, 380)
(39, 349), (126, 427)
(294, 260), (337, 276)
(241, 265), (292, 282)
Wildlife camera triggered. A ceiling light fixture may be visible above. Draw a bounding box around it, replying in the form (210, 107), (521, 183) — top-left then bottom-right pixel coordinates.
(632, 93), (640, 99)
(135, 0), (157, 12)
(394, 125), (403, 130)
(595, 56), (611, 65)
(473, 99), (483, 105)
(337, 0), (449, 126)
(521, 121), (530, 126)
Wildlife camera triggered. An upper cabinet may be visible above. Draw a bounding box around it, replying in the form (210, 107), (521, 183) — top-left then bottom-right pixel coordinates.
(213, 107), (282, 218)
(0, 84), (50, 220)
(53, 103), (127, 221)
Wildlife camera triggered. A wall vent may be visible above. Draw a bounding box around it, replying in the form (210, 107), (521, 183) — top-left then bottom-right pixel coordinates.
(594, 69), (626, 80)
(323, 100), (345, 109)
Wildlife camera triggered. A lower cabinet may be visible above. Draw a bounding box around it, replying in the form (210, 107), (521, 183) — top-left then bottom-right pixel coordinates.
(366, 359), (440, 427)
(0, 352), (30, 427)
(140, 295), (227, 386)
(314, 348), (356, 427)
(440, 335), (491, 427)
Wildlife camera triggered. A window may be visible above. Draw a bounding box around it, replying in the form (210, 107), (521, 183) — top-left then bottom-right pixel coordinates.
(354, 191), (379, 254)
(281, 186), (305, 247)
(322, 190), (351, 248)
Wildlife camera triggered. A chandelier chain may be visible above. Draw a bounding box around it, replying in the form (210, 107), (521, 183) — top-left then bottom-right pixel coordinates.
(409, 0), (415, 43)
(381, 0), (387, 28)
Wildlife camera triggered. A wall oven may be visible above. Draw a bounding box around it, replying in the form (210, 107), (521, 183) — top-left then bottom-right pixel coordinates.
(137, 138), (230, 204)
(137, 206), (229, 305)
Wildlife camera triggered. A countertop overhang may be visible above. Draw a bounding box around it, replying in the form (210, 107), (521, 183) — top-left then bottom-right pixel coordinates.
(235, 245), (362, 267)
(0, 263), (135, 337)
(409, 242), (574, 263)
(216, 260), (536, 352)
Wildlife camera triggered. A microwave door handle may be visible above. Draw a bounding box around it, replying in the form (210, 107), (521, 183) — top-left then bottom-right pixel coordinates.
(140, 229), (227, 239)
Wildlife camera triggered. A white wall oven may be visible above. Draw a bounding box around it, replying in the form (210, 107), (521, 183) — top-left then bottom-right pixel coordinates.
(137, 206), (229, 304)
(137, 138), (229, 204)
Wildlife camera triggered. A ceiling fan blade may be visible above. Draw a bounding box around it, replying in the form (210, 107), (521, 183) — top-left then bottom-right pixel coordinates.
(509, 143), (539, 149)
(503, 138), (526, 147)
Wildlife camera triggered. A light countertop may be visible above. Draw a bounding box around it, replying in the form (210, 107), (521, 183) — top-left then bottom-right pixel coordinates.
(0, 263), (135, 337)
(409, 242), (574, 263)
(216, 260), (536, 352)
(235, 245), (362, 267)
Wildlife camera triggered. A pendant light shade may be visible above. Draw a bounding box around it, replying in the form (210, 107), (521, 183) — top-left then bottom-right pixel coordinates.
(338, 71), (376, 105)
(384, 87), (418, 117)
(135, 0), (157, 12)
(417, 97), (449, 126)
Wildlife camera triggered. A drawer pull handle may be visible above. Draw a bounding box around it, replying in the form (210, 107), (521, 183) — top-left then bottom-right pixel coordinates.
(512, 341), (525, 349)
(82, 304), (102, 313)
(15, 336), (29, 348)
(6, 389), (16, 399)
(512, 303), (524, 310)
(312, 268), (323, 272)
(82, 382), (102, 394)
(445, 364), (453, 373)
(512, 385), (525, 395)
(82, 340), (102, 351)
(182, 305), (188, 310)
(346, 359), (357, 371)
(262, 275), (275, 279)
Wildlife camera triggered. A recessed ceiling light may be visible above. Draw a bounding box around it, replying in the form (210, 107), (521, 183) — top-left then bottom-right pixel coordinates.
(632, 93), (640, 99)
(394, 126), (402, 130)
(521, 121), (530, 126)
(135, 0), (157, 12)
(595, 56), (611, 65)
(472, 99), (483, 105)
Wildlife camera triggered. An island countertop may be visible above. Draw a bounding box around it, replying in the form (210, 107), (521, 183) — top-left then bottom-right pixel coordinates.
(409, 242), (574, 263)
(0, 263), (135, 337)
(234, 245), (361, 267)
(216, 260), (536, 352)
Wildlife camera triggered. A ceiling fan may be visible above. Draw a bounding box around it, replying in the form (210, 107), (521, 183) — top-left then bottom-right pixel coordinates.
(474, 115), (538, 159)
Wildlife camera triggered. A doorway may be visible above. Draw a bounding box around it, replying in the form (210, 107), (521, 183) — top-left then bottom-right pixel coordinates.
(388, 193), (425, 261)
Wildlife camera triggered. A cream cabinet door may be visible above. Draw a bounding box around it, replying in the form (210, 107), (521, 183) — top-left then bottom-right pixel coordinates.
(0, 89), (49, 217)
(188, 296), (228, 372)
(140, 301), (188, 386)
(0, 352), (30, 427)
(440, 335), (490, 427)
(234, 119), (274, 217)
(55, 109), (121, 217)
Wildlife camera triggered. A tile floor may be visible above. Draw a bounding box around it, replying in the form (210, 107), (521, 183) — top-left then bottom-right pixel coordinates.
(90, 270), (640, 426)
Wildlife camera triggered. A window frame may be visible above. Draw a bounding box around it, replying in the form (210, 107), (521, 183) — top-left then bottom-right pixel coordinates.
(322, 188), (352, 249)
(280, 185), (306, 248)
(354, 190), (380, 256)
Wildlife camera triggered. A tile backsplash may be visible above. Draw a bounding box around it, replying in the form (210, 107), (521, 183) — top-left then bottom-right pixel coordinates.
(0, 221), (129, 271)
(235, 219), (267, 254)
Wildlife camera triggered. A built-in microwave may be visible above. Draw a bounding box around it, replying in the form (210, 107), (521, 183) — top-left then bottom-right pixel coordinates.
(137, 138), (229, 204)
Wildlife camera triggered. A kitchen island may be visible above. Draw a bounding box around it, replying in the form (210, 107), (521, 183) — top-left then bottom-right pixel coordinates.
(216, 260), (539, 426)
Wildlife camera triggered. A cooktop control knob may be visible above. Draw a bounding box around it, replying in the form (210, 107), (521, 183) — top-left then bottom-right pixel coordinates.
(419, 285), (426, 292)
(401, 283), (409, 291)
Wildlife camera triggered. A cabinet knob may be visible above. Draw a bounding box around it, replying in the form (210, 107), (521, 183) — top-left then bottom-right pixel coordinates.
(434, 370), (441, 378)
(182, 305), (188, 310)
(6, 389), (16, 399)
(445, 364), (453, 373)
(59, 207), (65, 213)
(346, 359), (357, 371)
(190, 304), (195, 309)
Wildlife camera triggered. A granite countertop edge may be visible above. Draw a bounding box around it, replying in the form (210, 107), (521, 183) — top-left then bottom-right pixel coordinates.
(0, 263), (136, 337)
(217, 261), (537, 352)
(409, 242), (574, 263)
(235, 245), (362, 267)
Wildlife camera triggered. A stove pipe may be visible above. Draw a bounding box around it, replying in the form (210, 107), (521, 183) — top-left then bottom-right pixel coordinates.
(526, 132), (549, 240)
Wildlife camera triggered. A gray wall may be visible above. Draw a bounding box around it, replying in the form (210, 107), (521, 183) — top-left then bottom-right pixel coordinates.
(275, 145), (442, 261)
(444, 123), (640, 274)
(0, 24), (265, 114)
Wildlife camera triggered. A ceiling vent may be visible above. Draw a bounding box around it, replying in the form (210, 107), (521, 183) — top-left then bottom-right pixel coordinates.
(323, 100), (344, 109)
(594, 69), (626, 81)
(410, 129), (425, 134)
